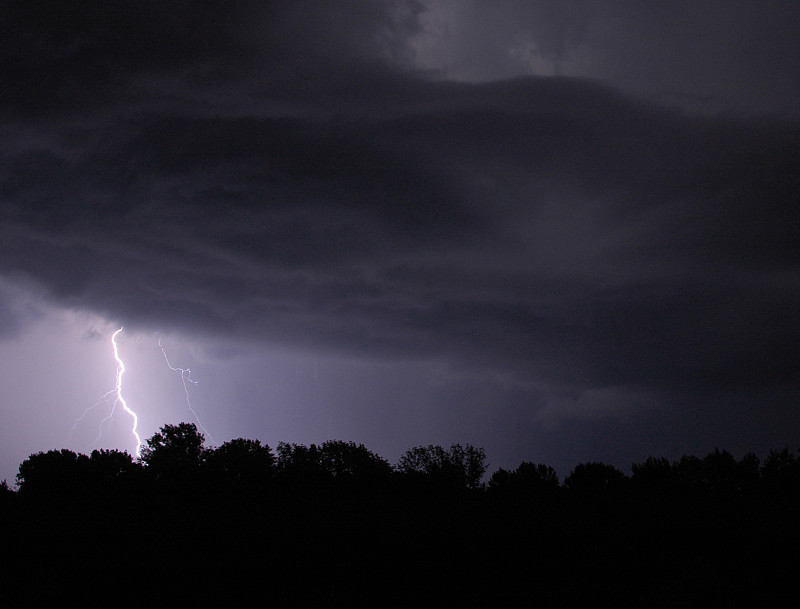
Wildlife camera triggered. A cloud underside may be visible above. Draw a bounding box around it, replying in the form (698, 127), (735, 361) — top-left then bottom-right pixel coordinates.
(0, 0), (798, 401)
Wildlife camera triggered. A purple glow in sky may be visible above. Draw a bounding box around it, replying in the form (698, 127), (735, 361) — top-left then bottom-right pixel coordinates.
(1, 1), (799, 485)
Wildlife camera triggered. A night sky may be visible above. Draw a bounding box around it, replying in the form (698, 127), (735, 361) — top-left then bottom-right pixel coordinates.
(1, 1), (799, 485)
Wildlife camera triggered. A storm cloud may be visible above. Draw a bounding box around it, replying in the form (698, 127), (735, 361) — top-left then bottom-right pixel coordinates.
(1, 1), (798, 481)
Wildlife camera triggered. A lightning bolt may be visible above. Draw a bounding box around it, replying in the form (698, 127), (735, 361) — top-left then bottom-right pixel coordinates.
(111, 327), (142, 458)
(70, 327), (142, 457)
(158, 336), (214, 444)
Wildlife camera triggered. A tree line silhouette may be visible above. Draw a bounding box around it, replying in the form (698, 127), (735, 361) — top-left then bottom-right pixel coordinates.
(2, 422), (799, 607)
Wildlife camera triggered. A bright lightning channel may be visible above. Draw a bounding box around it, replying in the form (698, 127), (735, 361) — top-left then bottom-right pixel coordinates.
(111, 327), (142, 458)
(158, 336), (214, 444)
(71, 327), (142, 457)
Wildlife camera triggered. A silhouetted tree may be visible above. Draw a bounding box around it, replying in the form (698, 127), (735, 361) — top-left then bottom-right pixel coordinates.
(762, 447), (800, 500)
(273, 440), (391, 488)
(674, 454), (705, 494)
(79, 449), (142, 499)
(630, 456), (678, 502)
(396, 443), (487, 490)
(88, 448), (139, 483)
(632, 456), (673, 484)
(564, 461), (627, 495)
(275, 441), (326, 482)
(0, 479), (15, 507)
(702, 448), (739, 498)
(317, 440), (392, 482)
(736, 452), (761, 497)
(489, 461), (558, 496)
(140, 422), (206, 481)
(488, 467), (511, 488)
(16, 449), (90, 496)
(204, 437), (275, 486)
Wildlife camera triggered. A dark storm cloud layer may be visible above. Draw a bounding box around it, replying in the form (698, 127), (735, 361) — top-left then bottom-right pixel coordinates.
(0, 0), (423, 119)
(1, 2), (798, 406)
(414, 0), (800, 118)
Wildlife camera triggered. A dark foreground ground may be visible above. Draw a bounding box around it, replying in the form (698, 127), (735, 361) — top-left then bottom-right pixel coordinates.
(3, 441), (799, 607)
